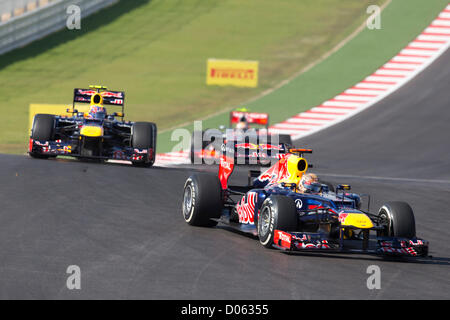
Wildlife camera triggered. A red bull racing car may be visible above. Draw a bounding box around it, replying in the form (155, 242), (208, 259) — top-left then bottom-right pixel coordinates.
(28, 86), (157, 167)
(190, 109), (292, 165)
(182, 146), (429, 258)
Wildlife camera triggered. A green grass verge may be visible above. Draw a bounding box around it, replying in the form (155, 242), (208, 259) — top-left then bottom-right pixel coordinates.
(157, 0), (449, 153)
(0, 0), (385, 154)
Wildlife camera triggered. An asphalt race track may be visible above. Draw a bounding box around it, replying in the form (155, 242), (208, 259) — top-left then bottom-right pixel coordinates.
(1, 50), (450, 300)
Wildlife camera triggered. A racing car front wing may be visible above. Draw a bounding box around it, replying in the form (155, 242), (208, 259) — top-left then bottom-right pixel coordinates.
(29, 138), (154, 163)
(273, 229), (429, 257)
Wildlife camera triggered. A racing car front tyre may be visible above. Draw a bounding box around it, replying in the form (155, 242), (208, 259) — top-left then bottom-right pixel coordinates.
(378, 201), (416, 238)
(258, 196), (297, 249)
(182, 174), (222, 227)
(131, 122), (157, 167)
(29, 114), (55, 159)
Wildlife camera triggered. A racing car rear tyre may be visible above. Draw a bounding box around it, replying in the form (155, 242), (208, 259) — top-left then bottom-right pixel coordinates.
(190, 129), (222, 164)
(190, 131), (206, 164)
(258, 195), (298, 249)
(183, 174), (222, 227)
(278, 134), (292, 148)
(131, 122), (157, 167)
(30, 114), (55, 159)
(378, 201), (416, 238)
(319, 180), (335, 192)
(190, 132), (196, 164)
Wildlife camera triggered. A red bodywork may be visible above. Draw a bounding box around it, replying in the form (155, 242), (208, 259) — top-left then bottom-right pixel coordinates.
(218, 154), (234, 189)
(230, 111), (269, 127)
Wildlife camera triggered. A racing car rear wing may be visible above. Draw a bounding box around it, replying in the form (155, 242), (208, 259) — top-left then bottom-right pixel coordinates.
(218, 146), (312, 190)
(219, 140), (288, 167)
(73, 88), (125, 107)
(230, 111), (269, 128)
(289, 148), (313, 156)
(218, 154), (235, 189)
(218, 141), (290, 189)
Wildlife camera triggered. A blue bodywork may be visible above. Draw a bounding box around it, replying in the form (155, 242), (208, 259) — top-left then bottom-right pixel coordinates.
(220, 178), (428, 257)
(29, 114), (153, 163)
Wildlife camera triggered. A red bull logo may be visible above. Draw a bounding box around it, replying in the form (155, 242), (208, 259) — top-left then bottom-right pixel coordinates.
(236, 192), (257, 224)
(257, 154), (291, 184)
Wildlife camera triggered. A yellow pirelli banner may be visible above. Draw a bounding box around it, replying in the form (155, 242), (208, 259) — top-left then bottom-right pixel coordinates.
(29, 104), (90, 132)
(206, 59), (259, 88)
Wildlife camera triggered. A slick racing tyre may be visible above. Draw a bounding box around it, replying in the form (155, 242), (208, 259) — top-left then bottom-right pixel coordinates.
(378, 201), (416, 238)
(182, 174), (222, 227)
(258, 195), (297, 249)
(30, 114), (55, 159)
(190, 131), (207, 164)
(190, 129), (222, 165)
(319, 180), (335, 193)
(131, 122), (157, 167)
(263, 134), (292, 147)
(278, 134), (292, 148)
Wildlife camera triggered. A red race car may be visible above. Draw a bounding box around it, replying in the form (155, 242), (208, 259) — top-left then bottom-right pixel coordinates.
(190, 109), (292, 165)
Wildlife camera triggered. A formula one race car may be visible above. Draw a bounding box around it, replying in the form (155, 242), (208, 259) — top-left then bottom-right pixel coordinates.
(182, 147), (429, 258)
(28, 86), (157, 167)
(190, 109), (292, 165)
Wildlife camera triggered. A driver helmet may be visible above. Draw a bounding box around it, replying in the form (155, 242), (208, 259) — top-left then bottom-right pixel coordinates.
(87, 105), (107, 120)
(299, 173), (320, 193)
(236, 116), (249, 130)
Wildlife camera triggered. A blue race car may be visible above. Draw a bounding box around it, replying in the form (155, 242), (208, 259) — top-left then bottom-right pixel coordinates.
(28, 85), (157, 167)
(182, 147), (429, 257)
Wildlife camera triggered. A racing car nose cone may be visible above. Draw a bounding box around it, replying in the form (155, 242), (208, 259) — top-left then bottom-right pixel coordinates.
(339, 213), (374, 229)
(80, 125), (103, 137)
